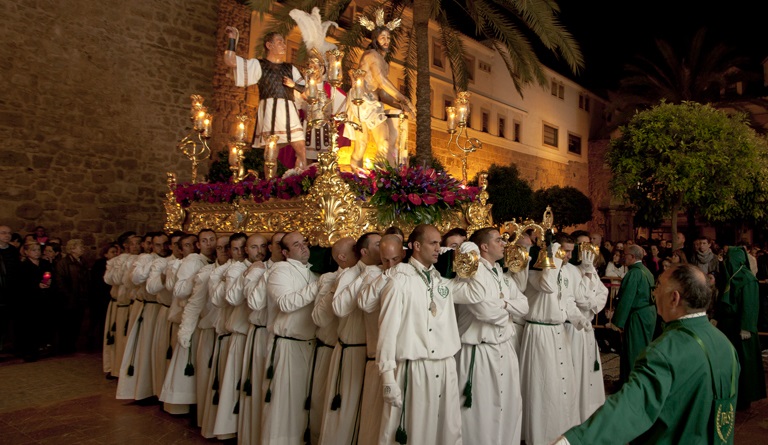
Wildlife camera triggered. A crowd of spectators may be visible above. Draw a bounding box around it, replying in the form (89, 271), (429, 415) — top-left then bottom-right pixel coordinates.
(0, 225), (118, 361)
(597, 232), (768, 352)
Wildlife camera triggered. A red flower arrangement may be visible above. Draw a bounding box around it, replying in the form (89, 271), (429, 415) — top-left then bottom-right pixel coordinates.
(174, 164), (479, 226)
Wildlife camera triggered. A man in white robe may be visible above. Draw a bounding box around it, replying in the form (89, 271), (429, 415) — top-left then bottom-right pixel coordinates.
(565, 231), (609, 421)
(519, 234), (590, 445)
(377, 225), (484, 445)
(234, 234), (269, 445)
(161, 230), (216, 415)
(103, 232), (138, 376)
(117, 232), (167, 401)
(240, 232), (284, 444)
(317, 235), (378, 444)
(146, 232), (183, 397)
(455, 227), (528, 444)
(356, 234), (404, 445)
(261, 231), (322, 445)
(309, 237), (356, 444)
(208, 233), (249, 440)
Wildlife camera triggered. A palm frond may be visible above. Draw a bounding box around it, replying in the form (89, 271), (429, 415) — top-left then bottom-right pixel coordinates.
(434, 10), (468, 92)
(402, 26), (418, 101)
(490, 0), (583, 73)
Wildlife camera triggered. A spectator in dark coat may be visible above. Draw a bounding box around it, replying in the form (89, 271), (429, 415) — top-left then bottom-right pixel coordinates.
(55, 239), (90, 353)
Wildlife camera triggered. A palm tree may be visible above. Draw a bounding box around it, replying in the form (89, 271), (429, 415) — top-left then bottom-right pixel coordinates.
(608, 28), (750, 129)
(252, 0), (583, 165)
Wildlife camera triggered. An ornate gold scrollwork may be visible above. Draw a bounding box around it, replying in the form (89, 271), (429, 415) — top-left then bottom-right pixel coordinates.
(164, 172), (185, 233)
(464, 172), (493, 237)
(301, 151), (364, 247)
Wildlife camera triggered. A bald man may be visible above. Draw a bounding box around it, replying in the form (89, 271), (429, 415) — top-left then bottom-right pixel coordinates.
(261, 231), (322, 444)
(356, 233), (405, 445)
(318, 233), (382, 444)
(310, 236), (357, 443)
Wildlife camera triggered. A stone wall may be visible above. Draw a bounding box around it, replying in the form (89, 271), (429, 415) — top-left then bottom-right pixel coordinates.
(0, 0), (223, 251)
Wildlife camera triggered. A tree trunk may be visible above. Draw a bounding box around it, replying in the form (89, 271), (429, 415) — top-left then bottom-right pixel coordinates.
(412, 0), (432, 167)
(671, 195), (682, 250)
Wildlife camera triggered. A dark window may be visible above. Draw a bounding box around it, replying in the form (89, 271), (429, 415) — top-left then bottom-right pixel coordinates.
(514, 122), (521, 142)
(482, 111), (489, 133)
(568, 134), (582, 155)
(543, 124), (558, 147)
(498, 117), (506, 138)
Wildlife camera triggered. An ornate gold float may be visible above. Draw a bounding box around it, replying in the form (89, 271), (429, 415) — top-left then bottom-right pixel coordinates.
(164, 149), (494, 247)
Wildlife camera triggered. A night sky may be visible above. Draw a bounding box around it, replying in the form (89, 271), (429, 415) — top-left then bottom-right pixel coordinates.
(551, 0), (768, 93)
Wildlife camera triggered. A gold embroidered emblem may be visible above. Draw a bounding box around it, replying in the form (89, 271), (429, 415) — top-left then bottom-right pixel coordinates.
(715, 402), (735, 443)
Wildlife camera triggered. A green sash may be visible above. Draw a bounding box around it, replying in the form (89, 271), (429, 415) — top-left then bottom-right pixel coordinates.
(675, 326), (738, 445)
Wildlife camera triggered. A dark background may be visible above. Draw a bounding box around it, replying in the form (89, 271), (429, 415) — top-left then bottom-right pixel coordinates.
(556, 0), (768, 93)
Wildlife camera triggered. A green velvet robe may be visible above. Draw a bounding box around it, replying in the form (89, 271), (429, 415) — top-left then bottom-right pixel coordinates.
(564, 316), (739, 445)
(613, 262), (656, 382)
(716, 247), (767, 409)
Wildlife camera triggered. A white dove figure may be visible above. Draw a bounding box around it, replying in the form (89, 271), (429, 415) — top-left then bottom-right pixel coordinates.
(289, 7), (338, 54)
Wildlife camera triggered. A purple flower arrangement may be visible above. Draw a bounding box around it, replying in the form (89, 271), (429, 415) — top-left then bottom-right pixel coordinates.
(174, 163), (479, 225)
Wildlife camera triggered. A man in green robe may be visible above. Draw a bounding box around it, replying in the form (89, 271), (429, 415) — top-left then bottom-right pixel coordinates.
(550, 264), (739, 445)
(714, 246), (766, 410)
(609, 244), (656, 382)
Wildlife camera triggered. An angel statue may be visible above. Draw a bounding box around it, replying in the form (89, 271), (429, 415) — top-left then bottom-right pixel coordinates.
(348, 9), (415, 171)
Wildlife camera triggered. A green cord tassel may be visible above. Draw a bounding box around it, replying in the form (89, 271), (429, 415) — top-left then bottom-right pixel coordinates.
(106, 332), (114, 345)
(124, 320), (128, 336)
(243, 379), (252, 396)
(232, 400), (239, 414)
(166, 345), (173, 359)
(126, 365), (134, 376)
(266, 365), (274, 379)
(111, 322), (116, 332)
(331, 393), (341, 411)
(184, 363), (195, 376)
(212, 391), (219, 405)
(462, 381), (473, 408)
(594, 359), (600, 371)
(212, 377), (219, 391)
(303, 427), (311, 444)
(208, 354), (213, 369)
(236, 378), (241, 391)
(304, 396), (311, 410)
(395, 426), (408, 444)
(264, 388), (271, 403)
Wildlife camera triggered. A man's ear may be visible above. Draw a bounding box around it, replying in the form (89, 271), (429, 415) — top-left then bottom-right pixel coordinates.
(670, 290), (682, 308)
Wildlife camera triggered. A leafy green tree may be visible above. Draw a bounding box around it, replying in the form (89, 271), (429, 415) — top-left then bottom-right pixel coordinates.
(530, 185), (592, 231)
(253, 0), (583, 165)
(609, 101), (768, 249)
(470, 163), (533, 223)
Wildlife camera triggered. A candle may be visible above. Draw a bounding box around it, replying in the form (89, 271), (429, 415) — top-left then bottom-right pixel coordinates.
(457, 103), (468, 126)
(229, 145), (238, 165)
(308, 78), (318, 101)
(446, 106), (457, 132)
(235, 121), (246, 142)
(203, 115), (212, 137)
(195, 110), (206, 130)
(329, 60), (341, 83)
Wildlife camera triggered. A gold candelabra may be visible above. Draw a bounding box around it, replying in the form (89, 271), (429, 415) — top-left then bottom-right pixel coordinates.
(446, 91), (482, 183)
(177, 95), (212, 183)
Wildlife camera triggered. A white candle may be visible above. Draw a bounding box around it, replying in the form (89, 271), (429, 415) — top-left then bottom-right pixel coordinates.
(308, 78), (318, 101)
(235, 121), (246, 142)
(446, 107), (457, 131)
